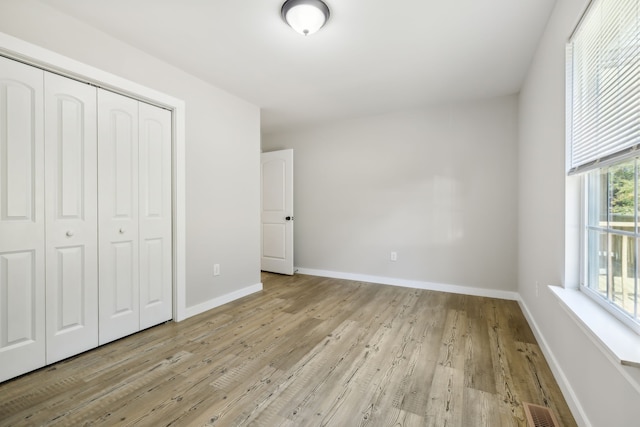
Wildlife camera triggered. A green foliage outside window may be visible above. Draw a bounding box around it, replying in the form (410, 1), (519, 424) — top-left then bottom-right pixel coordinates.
(610, 163), (635, 216)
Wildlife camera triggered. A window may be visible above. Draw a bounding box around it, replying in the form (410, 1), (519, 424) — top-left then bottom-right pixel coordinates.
(568, 0), (640, 333)
(584, 159), (639, 332)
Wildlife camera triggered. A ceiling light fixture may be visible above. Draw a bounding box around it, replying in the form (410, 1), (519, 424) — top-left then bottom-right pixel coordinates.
(281, 0), (330, 36)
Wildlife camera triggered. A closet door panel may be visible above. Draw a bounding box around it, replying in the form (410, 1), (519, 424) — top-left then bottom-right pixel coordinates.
(0, 56), (45, 382)
(98, 89), (139, 345)
(44, 73), (98, 363)
(139, 102), (172, 329)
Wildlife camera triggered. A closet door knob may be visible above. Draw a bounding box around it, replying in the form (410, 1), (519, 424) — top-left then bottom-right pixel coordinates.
(119, 228), (125, 234)
(65, 231), (74, 237)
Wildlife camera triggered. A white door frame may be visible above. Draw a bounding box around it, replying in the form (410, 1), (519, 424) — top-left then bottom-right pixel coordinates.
(0, 31), (189, 321)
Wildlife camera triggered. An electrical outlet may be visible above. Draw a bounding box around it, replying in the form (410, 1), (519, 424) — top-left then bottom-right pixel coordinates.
(390, 251), (397, 262)
(214, 264), (220, 276)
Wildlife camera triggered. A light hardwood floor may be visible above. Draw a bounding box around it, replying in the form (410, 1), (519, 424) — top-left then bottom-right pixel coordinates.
(0, 273), (576, 426)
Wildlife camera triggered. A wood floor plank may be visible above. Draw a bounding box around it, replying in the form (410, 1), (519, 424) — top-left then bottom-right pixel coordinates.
(499, 301), (537, 345)
(485, 299), (528, 426)
(424, 365), (465, 427)
(515, 342), (576, 427)
(336, 312), (423, 425)
(389, 307), (442, 417)
(464, 298), (497, 395)
(463, 387), (515, 427)
(0, 272), (576, 427)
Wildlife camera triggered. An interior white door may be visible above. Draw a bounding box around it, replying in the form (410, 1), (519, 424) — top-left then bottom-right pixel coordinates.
(44, 72), (98, 363)
(0, 56), (46, 382)
(138, 102), (172, 329)
(261, 149), (294, 275)
(98, 89), (140, 345)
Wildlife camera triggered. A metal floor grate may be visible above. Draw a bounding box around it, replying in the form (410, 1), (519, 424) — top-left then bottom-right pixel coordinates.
(523, 402), (560, 427)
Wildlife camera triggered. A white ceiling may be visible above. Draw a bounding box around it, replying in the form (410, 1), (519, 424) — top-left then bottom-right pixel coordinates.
(38, 0), (557, 134)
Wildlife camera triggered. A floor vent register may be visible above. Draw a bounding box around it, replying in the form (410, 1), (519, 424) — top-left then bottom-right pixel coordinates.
(523, 402), (560, 427)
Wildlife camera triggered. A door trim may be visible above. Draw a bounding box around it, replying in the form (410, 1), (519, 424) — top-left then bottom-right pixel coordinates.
(0, 31), (188, 322)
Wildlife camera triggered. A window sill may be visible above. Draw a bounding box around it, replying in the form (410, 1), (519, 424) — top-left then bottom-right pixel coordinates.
(549, 285), (640, 368)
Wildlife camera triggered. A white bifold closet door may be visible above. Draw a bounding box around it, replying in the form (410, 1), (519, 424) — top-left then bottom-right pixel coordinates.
(0, 56), (172, 381)
(98, 89), (172, 345)
(138, 102), (172, 330)
(44, 73), (99, 364)
(98, 90), (140, 345)
(0, 56), (46, 382)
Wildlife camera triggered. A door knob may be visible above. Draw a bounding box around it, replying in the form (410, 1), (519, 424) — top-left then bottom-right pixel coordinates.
(285, 216), (294, 221)
(119, 228), (125, 234)
(65, 231), (74, 237)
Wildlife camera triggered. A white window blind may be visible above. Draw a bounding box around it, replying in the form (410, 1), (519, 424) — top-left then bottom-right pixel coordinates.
(568, 0), (640, 174)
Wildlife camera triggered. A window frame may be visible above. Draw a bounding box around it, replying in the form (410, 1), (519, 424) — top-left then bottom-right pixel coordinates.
(580, 163), (640, 335)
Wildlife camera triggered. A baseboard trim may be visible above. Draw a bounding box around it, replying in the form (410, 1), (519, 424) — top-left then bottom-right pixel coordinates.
(295, 267), (519, 301)
(183, 282), (263, 319)
(518, 296), (591, 427)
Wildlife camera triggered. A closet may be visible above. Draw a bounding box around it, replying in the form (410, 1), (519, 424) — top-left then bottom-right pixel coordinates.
(0, 56), (173, 382)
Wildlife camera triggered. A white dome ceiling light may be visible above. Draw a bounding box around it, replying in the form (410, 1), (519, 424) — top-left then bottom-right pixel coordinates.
(281, 0), (330, 36)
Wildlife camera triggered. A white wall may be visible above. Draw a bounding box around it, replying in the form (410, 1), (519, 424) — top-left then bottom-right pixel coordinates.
(518, 0), (640, 425)
(263, 95), (518, 293)
(0, 0), (261, 310)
